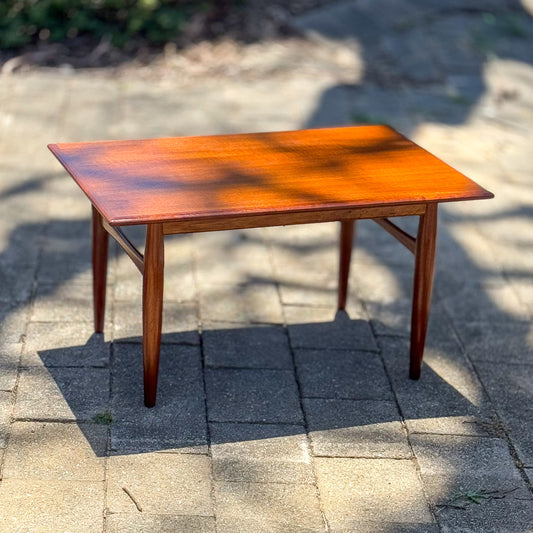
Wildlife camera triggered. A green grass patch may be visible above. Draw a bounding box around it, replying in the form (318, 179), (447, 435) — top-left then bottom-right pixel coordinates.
(92, 410), (113, 425)
(439, 487), (519, 511)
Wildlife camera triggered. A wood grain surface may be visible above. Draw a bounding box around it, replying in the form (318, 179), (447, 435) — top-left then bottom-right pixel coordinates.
(49, 126), (493, 226)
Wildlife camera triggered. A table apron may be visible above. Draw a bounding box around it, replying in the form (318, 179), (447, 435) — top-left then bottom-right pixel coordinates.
(161, 203), (427, 235)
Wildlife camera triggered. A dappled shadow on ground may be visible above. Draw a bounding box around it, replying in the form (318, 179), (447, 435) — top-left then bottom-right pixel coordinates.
(295, 1), (533, 527)
(35, 320), (494, 458)
(302, 0), (533, 133)
(1, 1), (532, 527)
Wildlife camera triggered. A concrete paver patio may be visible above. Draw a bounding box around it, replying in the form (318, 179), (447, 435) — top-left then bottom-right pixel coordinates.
(0, 1), (532, 531)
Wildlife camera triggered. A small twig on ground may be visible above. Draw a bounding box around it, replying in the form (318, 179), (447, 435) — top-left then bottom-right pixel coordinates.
(484, 487), (519, 500)
(122, 487), (143, 512)
(438, 503), (467, 510)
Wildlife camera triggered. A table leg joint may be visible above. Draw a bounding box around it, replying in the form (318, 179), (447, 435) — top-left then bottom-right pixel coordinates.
(102, 220), (144, 274)
(374, 217), (416, 254)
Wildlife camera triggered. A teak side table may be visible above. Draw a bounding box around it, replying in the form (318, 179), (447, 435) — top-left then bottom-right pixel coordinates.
(49, 126), (493, 407)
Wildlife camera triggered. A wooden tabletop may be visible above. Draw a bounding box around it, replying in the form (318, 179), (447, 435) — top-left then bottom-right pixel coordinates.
(48, 126), (493, 226)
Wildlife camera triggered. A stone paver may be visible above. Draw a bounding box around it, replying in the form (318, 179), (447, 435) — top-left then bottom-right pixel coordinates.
(379, 336), (498, 437)
(286, 306), (377, 351)
(0, 480), (105, 532)
(526, 468), (533, 487)
(314, 457), (434, 529)
(194, 229), (273, 287)
(37, 236), (92, 284)
(0, 392), (13, 448)
(328, 523), (440, 533)
(2, 422), (106, 480)
(411, 434), (533, 532)
(31, 282), (94, 323)
(294, 348), (392, 400)
(210, 422), (314, 483)
(111, 396), (208, 454)
(22, 321), (109, 367)
(442, 279), (530, 325)
(475, 362), (533, 467)
(0, 343), (21, 391)
(111, 343), (207, 453)
(113, 300), (199, 345)
(205, 368), (303, 424)
(0, 0), (532, 528)
(107, 453), (213, 515)
(268, 223), (339, 307)
(303, 398), (411, 458)
(14, 366), (109, 421)
(0, 303), (30, 344)
(106, 514), (216, 533)
(214, 481), (325, 532)
(115, 234), (196, 303)
(456, 321), (533, 364)
(199, 283), (284, 324)
(203, 322), (293, 369)
(0, 263), (34, 303)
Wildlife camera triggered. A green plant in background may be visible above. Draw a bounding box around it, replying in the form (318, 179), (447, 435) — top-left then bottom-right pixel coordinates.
(0, 0), (220, 50)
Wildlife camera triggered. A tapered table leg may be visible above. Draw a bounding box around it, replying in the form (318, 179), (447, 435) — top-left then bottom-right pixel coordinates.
(92, 205), (109, 333)
(410, 203), (438, 379)
(338, 220), (355, 310)
(143, 223), (164, 407)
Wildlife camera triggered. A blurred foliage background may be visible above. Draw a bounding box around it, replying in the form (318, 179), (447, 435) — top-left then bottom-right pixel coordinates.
(0, 0), (241, 50)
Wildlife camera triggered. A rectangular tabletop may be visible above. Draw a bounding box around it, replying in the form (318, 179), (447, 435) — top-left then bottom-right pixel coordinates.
(48, 126), (493, 226)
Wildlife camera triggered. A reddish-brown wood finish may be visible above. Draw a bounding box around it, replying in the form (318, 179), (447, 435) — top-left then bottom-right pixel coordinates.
(48, 126), (493, 227)
(338, 220), (355, 310)
(102, 219), (144, 273)
(49, 126), (494, 407)
(91, 206), (108, 333)
(410, 203), (438, 380)
(162, 204), (426, 235)
(142, 223), (164, 407)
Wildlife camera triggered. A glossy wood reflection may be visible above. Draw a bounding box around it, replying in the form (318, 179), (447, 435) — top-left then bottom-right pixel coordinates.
(142, 223), (164, 407)
(338, 220), (355, 311)
(49, 126), (494, 407)
(48, 126), (493, 226)
(410, 203), (438, 380)
(91, 206), (108, 333)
